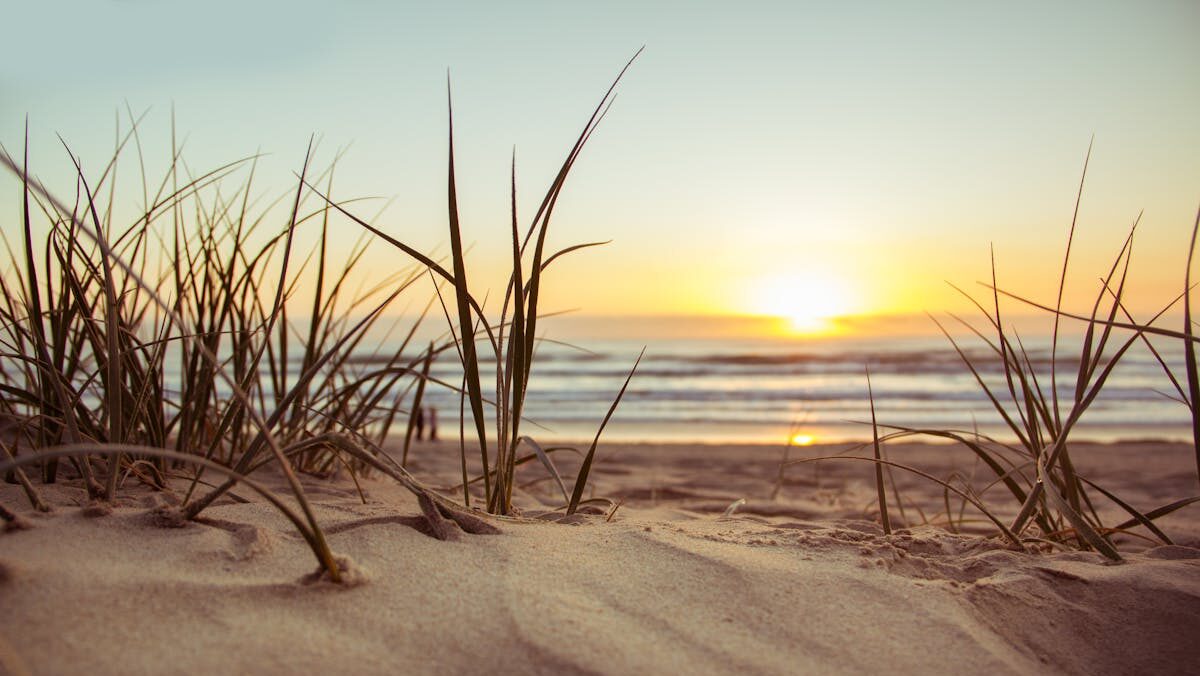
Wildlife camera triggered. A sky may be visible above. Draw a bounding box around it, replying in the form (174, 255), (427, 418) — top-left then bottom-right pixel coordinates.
(3, 0), (1198, 338)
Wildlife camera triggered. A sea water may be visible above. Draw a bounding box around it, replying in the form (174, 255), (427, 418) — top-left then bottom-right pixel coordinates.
(365, 332), (1193, 445)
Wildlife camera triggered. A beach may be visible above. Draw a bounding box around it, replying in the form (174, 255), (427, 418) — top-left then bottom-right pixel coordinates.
(3, 439), (1197, 675)
(5, 3), (1199, 674)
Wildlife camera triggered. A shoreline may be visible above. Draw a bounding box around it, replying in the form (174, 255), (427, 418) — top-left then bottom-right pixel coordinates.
(492, 434), (1196, 448)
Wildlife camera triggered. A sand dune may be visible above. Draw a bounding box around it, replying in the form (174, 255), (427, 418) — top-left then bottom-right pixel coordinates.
(1, 440), (1198, 675)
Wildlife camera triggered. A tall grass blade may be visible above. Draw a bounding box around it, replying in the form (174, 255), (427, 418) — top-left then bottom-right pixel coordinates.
(424, 84), (493, 506)
(1051, 138), (1092, 431)
(503, 150), (526, 514)
(18, 123), (58, 483)
(1184, 206), (1200, 490)
(401, 344), (434, 466)
(567, 348), (643, 515)
(60, 144), (126, 498)
(931, 314), (1033, 450)
(866, 367), (891, 535)
(1037, 454), (1121, 560)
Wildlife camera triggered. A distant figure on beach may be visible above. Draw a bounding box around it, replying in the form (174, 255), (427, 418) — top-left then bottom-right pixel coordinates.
(414, 406), (426, 441)
(429, 408), (439, 441)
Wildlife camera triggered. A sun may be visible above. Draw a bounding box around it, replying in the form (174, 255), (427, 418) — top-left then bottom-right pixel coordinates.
(748, 272), (856, 335)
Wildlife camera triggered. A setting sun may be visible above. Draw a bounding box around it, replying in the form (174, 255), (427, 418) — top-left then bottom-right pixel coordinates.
(747, 272), (857, 335)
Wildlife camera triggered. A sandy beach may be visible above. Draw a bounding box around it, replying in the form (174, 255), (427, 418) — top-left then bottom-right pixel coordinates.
(2, 439), (1197, 675)
(5, 3), (1200, 674)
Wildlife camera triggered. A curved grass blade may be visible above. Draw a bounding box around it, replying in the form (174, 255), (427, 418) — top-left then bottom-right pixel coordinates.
(1183, 206), (1200, 490)
(519, 436), (570, 505)
(866, 367), (890, 535)
(1077, 475), (1172, 545)
(567, 347), (643, 515)
(1051, 139), (1092, 429)
(401, 344), (434, 466)
(0, 444), (337, 572)
(1112, 496), (1200, 532)
(443, 81), (492, 510)
(1037, 454), (1121, 561)
(785, 454), (1023, 547)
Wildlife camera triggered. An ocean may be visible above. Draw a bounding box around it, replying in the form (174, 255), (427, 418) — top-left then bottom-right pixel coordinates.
(376, 331), (1194, 446)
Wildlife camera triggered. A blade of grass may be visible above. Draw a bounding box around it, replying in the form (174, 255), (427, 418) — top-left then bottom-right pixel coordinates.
(866, 367), (891, 535)
(401, 344), (434, 466)
(0, 444), (331, 567)
(787, 454), (1023, 548)
(1037, 453), (1121, 560)
(1184, 205), (1200, 490)
(1076, 475), (1173, 545)
(1051, 138), (1092, 431)
(567, 347), (643, 515)
(519, 436), (570, 505)
(1111, 496), (1200, 531)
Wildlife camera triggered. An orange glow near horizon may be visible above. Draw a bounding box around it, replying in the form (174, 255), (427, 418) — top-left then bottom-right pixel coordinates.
(790, 433), (816, 446)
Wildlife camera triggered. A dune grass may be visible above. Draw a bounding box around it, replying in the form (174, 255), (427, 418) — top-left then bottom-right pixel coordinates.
(310, 50), (644, 516)
(0, 122), (444, 579)
(5, 55), (1192, 580)
(0, 55), (643, 580)
(788, 164), (1200, 557)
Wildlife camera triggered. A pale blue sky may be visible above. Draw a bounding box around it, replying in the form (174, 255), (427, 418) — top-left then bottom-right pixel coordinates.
(4, 1), (1198, 326)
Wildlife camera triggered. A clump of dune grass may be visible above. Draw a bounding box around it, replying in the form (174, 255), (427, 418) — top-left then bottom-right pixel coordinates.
(311, 50), (644, 517)
(0, 125), (366, 579)
(0, 54), (642, 580)
(791, 153), (1200, 558)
